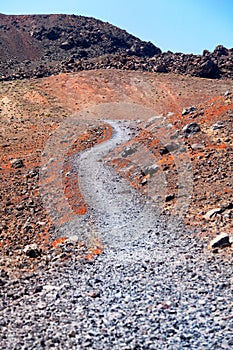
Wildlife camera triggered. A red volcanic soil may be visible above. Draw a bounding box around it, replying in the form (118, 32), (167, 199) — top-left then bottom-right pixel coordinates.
(0, 70), (232, 270)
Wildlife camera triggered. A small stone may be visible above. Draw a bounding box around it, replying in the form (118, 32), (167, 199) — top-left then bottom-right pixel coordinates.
(164, 142), (180, 152)
(141, 178), (148, 186)
(64, 235), (80, 244)
(211, 121), (225, 130)
(122, 146), (137, 157)
(182, 106), (197, 116)
(60, 41), (73, 50)
(23, 244), (42, 258)
(183, 122), (201, 136)
(143, 164), (159, 176)
(203, 208), (222, 220)
(160, 142), (180, 155)
(68, 329), (76, 337)
(37, 301), (46, 309)
(87, 290), (101, 298)
(209, 233), (231, 249)
(224, 90), (231, 97)
(191, 143), (204, 150)
(10, 158), (24, 169)
(34, 285), (43, 293)
(160, 147), (169, 155)
(165, 194), (175, 202)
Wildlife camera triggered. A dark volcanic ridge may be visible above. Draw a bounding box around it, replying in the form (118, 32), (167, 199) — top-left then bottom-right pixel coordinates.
(0, 13), (233, 80)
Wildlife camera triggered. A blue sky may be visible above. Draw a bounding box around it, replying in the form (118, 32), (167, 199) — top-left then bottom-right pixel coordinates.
(1, 0), (232, 54)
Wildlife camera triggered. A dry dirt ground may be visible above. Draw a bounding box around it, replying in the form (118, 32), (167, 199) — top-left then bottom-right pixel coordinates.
(0, 70), (232, 271)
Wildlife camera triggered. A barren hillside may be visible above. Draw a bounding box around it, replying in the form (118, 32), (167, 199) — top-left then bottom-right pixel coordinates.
(0, 14), (232, 81)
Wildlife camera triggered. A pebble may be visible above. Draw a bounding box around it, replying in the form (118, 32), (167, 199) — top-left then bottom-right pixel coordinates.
(203, 208), (222, 220)
(182, 106), (197, 116)
(10, 158), (24, 169)
(211, 121), (226, 130)
(209, 232), (231, 249)
(23, 244), (42, 258)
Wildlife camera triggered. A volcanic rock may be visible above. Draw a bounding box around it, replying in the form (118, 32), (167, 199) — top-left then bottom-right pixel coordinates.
(183, 123), (201, 137)
(209, 233), (231, 249)
(23, 244), (42, 258)
(0, 14), (232, 81)
(182, 106), (197, 116)
(10, 158), (24, 169)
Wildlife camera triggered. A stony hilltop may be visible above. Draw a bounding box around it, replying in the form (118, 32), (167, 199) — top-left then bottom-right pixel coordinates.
(0, 13), (232, 80)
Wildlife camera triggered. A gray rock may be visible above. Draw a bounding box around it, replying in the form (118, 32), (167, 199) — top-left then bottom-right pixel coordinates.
(60, 41), (74, 50)
(140, 178), (148, 186)
(165, 193), (175, 202)
(203, 208), (222, 220)
(191, 143), (204, 150)
(170, 129), (182, 139)
(160, 146), (169, 155)
(224, 90), (231, 97)
(209, 233), (231, 249)
(182, 106), (197, 116)
(165, 142), (180, 152)
(183, 122), (201, 136)
(211, 121), (225, 130)
(143, 164), (159, 177)
(122, 146), (137, 158)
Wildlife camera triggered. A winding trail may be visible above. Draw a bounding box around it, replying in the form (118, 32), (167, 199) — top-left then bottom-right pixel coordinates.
(74, 120), (163, 253)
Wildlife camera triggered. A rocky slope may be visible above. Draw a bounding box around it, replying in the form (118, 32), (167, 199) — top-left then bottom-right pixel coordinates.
(0, 69), (232, 271)
(0, 14), (232, 80)
(0, 13), (160, 79)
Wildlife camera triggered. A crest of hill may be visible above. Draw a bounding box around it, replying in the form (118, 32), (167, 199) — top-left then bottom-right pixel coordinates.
(0, 13), (160, 63)
(0, 14), (232, 80)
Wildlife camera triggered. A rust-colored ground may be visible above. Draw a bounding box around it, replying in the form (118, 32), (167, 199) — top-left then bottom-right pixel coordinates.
(0, 70), (232, 269)
(107, 93), (233, 237)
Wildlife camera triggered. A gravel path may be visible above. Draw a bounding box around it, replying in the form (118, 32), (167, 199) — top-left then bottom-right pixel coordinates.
(76, 120), (163, 253)
(0, 121), (232, 349)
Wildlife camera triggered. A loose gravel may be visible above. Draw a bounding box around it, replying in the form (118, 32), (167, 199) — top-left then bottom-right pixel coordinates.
(1, 231), (232, 349)
(0, 122), (232, 349)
